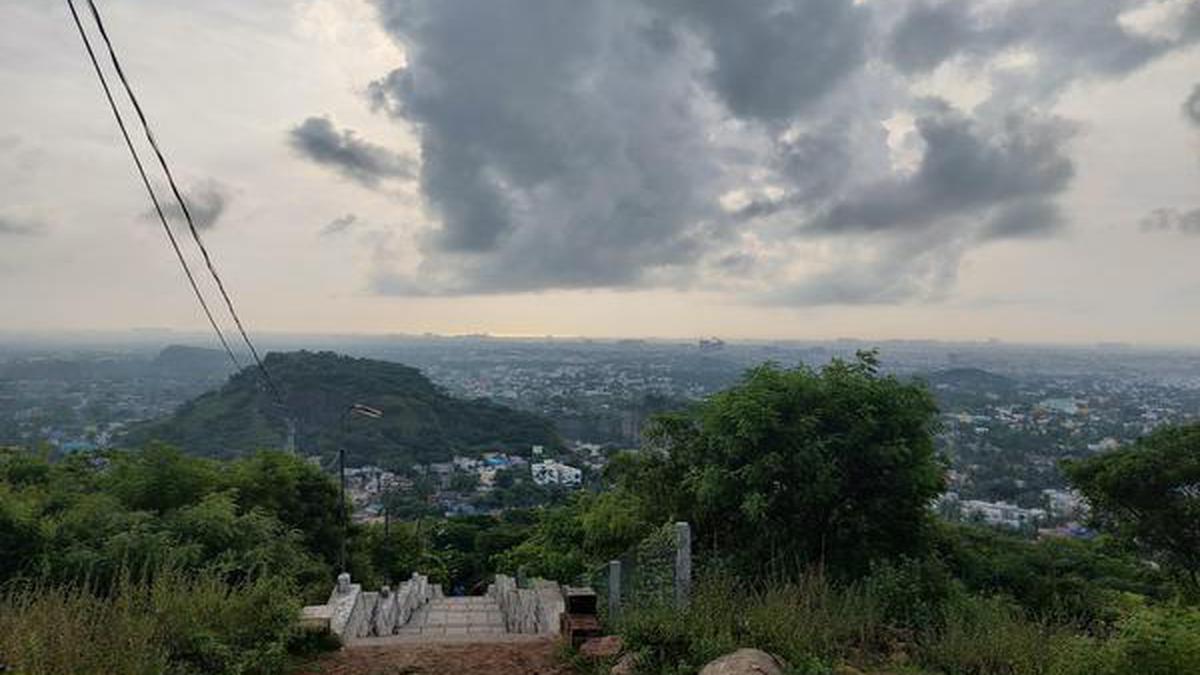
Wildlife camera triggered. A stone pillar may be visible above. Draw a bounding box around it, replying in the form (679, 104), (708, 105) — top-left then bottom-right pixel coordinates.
(608, 559), (622, 622)
(674, 522), (691, 609)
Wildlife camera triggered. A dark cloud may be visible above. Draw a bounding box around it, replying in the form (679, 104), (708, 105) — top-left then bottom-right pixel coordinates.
(350, 0), (1198, 303)
(0, 215), (43, 236)
(321, 213), (359, 236)
(288, 116), (413, 188)
(812, 108), (1076, 238)
(141, 180), (230, 231)
(888, 2), (975, 74)
(981, 200), (1065, 240)
(666, 0), (870, 121)
(1186, 84), (1200, 127)
(367, 0), (728, 291)
(888, 0), (1200, 87)
(1140, 207), (1200, 235)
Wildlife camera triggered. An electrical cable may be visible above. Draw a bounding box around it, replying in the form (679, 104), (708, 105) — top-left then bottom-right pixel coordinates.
(65, 0), (242, 372)
(82, 0), (285, 404)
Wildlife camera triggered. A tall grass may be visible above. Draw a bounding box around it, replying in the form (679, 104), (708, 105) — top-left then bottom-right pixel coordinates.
(614, 568), (1200, 675)
(0, 568), (300, 675)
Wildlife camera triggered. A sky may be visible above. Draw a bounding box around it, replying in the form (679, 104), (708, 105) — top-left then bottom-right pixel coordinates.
(1, 0), (1198, 344)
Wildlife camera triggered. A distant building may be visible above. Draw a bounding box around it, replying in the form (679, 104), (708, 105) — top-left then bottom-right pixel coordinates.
(960, 498), (1046, 529)
(531, 460), (582, 487)
(699, 337), (725, 352)
(1042, 488), (1087, 518)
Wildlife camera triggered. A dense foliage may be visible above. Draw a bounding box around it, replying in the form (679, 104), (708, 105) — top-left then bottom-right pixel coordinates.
(1064, 423), (1200, 591)
(5, 352), (1200, 674)
(125, 351), (560, 465)
(614, 352), (945, 575)
(543, 355), (1200, 674)
(0, 444), (341, 593)
(0, 444), (348, 674)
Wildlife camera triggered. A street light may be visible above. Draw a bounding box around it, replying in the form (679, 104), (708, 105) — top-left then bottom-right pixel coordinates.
(339, 402), (384, 574)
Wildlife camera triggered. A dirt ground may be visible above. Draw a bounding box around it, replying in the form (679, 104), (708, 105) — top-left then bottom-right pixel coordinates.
(296, 639), (580, 675)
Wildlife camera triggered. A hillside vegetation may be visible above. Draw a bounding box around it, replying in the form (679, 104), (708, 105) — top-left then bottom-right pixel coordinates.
(4, 353), (1199, 674)
(126, 351), (560, 465)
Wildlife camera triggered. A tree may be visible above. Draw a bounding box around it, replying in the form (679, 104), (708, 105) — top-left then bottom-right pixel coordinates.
(622, 352), (945, 576)
(1064, 424), (1200, 589)
(228, 451), (344, 569)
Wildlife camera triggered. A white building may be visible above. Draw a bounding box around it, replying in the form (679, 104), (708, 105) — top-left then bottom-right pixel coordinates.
(531, 460), (582, 487)
(961, 499), (1046, 529)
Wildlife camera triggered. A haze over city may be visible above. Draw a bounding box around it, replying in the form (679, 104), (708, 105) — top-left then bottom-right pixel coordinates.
(1, 0), (1199, 343)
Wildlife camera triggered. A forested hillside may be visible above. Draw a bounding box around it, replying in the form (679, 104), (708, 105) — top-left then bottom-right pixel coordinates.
(125, 351), (560, 465)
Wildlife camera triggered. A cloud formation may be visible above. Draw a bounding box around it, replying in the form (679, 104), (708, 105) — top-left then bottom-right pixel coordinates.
(0, 215), (43, 236)
(1186, 83), (1200, 127)
(337, 0), (1200, 303)
(289, 116), (413, 188)
(141, 180), (230, 231)
(321, 213), (359, 236)
(1141, 207), (1200, 235)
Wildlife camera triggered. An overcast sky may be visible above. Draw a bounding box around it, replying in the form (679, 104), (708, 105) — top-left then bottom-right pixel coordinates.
(1, 0), (1198, 344)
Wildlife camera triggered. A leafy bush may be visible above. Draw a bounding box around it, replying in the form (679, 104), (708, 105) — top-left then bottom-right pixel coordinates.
(0, 446), (338, 598)
(1099, 606), (1200, 675)
(936, 523), (1169, 626)
(862, 555), (959, 629)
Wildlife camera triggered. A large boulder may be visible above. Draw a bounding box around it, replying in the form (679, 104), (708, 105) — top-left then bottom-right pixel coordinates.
(699, 649), (788, 675)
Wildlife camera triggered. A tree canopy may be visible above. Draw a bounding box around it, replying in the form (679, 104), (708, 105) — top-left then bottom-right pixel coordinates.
(615, 352), (945, 575)
(1064, 423), (1200, 589)
(0, 444), (341, 596)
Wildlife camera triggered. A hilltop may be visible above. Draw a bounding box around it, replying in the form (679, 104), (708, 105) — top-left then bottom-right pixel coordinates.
(124, 350), (560, 466)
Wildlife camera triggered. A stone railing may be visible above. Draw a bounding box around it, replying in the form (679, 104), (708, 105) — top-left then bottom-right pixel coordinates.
(487, 574), (564, 634)
(301, 572), (434, 642)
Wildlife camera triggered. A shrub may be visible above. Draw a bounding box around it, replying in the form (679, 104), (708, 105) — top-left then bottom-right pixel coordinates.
(1099, 606), (1200, 675)
(862, 555), (959, 630)
(0, 568), (301, 675)
(617, 571), (883, 674)
(919, 594), (1080, 675)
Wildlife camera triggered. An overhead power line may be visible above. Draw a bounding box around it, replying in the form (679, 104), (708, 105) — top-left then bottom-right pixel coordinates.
(65, 0), (242, 372)
(80, 0), (284, 405)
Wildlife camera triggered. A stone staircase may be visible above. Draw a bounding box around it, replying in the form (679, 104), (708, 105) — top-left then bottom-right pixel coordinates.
(397, 595), (506, 638)
(302, 573), (565, 646)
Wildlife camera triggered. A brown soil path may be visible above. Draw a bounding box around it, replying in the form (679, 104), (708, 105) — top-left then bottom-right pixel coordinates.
(296, 639), (578, 675)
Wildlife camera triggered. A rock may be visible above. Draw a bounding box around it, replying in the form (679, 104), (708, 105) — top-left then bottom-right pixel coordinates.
(699, 649), (788, 675)
(611, 652), (639, 675)
(580, 635), (624, 659)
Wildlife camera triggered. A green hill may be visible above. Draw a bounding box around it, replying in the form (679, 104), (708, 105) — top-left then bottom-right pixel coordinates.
(124, 350), (560, 466)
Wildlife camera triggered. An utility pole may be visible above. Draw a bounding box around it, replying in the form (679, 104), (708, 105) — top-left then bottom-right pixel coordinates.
(337, 403), (383, 575)
(338, 446), (347, 573)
